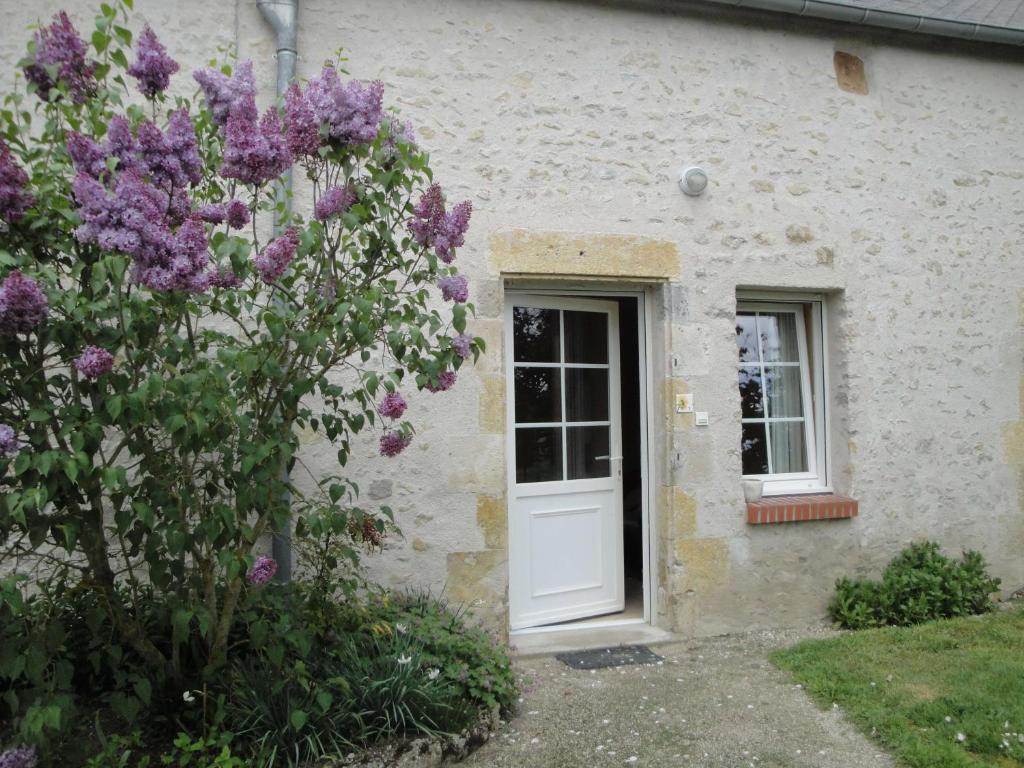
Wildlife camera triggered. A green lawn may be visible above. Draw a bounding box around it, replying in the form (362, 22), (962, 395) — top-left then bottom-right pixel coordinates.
(772, 607), (1024, 768)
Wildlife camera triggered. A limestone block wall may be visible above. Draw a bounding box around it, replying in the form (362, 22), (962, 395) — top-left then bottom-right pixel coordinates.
(3, 0), (1023, 637)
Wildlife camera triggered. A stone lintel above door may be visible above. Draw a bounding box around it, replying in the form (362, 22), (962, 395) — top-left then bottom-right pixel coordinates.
(489, 229), (681, 281)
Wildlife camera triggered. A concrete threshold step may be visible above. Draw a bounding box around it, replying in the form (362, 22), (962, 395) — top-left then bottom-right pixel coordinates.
(510, 622), (677, 657)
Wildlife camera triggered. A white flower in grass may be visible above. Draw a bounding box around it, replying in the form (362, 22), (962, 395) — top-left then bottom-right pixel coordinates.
(182, 691), (196, 704)
(427, 668), (440, 681)
(395, 622), (408, 634)
(956, 733), (966, 743)
(397, 654), (412, 665)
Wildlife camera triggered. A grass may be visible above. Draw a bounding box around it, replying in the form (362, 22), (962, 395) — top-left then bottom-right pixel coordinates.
(772, 606), (1024, 768)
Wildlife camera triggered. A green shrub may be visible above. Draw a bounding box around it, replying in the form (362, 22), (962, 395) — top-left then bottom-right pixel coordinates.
(828, 541), (1001, 629)
(217, 587), (514, 768)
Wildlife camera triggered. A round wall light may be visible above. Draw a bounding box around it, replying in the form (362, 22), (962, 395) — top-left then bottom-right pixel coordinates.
(679, 166), (708, 196)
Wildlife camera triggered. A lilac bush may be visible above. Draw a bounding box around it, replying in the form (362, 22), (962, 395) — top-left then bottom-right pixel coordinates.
(0, 0), (482, 753)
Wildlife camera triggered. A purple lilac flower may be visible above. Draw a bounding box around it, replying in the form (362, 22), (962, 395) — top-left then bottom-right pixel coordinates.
(314, 185), (355, 221)
(246, 556), (277, 586)
(220, 108), (291, 186)
(0, 142), (34, 224)
(377, 392), (407, 419)
(253, 227), (299, 283)
(210, 267), (242, 289)
(0, 271), (48, 335)
(438, 275), (468, 303)
(409, 184), (472, 263)
(66, 132), (108, 178)
(72, 170), (168, 257)
(0, 425), (21, 458)
(127, 26), (179, 98)
(23, 12), (95, 103)
(193, 61), (258, 127)
(131, 215), (212, 293)
(425, 371), (456, 393)
(137, 110), (202, 189)
(0, 745), (36, 768)
(451, 334), (473, 358)
(103, 117), (141, 176)
(284, 82), (321, 158)
(303, 67), (384, 145)
(198, 203), (226, 223)
(75, 345), (114, 380)
(73, 172), (213, 292)
(379, 431), (412, 457)
(225, 199), (250, 229)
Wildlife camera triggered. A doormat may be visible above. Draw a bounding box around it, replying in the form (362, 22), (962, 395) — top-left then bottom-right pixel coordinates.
(555, 644), (663, 670)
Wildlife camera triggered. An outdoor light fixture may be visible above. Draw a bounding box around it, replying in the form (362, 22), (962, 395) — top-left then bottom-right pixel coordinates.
(679, 166), (708, 196)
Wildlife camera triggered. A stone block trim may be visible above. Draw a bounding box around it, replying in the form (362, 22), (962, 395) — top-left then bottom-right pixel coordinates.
(746, 494), (858, 525)
(489, 229), (681, 280)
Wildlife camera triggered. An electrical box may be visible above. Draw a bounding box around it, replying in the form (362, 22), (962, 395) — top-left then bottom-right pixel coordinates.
(694, 411), (709, 426)
(675, 394), (693, 413)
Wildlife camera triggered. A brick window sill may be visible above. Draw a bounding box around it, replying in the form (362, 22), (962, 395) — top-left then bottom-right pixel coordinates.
(746, 493), (858, 525)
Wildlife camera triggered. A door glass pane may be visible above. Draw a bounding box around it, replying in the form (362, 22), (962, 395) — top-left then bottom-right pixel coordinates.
(768, 421), (808, 473)
(514, 368), (561, 423)
(738, 365), (764, 418)
(566, 426), (610, 480)
(741, 422), (769, 475)
(764, 366), (803, 418)
(563, 311), (607, 364)
(757, 312), (800, 363)
(735, 313), (759, 363)
(513, 307), (560, 363)
(565, 368), (608, 422)
(515, 427), (563, 483)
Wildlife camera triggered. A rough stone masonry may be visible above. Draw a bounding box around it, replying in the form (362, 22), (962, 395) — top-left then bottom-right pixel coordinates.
(3, 0), (1022, 638)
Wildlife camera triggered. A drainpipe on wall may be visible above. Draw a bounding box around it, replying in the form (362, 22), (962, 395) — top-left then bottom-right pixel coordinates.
(257, 0), (299, 583)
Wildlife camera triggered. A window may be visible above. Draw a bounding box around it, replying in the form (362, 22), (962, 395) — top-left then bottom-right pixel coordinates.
(736, 296), (828, 495)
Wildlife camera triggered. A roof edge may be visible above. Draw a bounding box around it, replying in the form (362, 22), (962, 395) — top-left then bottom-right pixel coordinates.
(702, 0), (1024, 45)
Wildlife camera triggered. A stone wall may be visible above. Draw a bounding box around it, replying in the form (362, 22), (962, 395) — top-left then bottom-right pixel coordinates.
(4, 0), (1023, 637)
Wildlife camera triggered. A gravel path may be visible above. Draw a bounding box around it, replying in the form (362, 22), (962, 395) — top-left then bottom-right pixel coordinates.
(458, 626), (896, 768)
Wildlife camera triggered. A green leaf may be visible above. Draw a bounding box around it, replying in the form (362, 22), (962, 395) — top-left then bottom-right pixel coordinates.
(171, 608), (192, 645)
(91, 30), (109, 53)
(289, 709), (307, 732)
(165, 414), (187, 434)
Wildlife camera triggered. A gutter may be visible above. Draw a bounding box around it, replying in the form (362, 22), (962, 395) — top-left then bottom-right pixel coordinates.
(256, 0), (299, 583)
(697, 0), (1024, 46)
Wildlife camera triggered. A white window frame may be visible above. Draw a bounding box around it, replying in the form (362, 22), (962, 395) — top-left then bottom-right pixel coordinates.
(736, 293), (829, 495)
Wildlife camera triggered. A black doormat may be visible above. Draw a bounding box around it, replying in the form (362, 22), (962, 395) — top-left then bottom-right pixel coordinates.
(556, 644), (662, 670)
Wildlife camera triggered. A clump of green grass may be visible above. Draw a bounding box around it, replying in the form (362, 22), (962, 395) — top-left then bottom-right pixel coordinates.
(773, 607), (1024, 767)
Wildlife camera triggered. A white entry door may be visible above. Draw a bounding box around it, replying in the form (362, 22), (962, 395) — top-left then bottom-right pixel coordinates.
(506, 295), (624, 630)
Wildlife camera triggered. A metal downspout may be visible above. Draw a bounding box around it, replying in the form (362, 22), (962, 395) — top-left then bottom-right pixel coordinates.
(257, 0), (298, 583)
(696, 0), (1024, 45)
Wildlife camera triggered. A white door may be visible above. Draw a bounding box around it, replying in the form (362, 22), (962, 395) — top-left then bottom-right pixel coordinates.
(506, 295), (624, 630)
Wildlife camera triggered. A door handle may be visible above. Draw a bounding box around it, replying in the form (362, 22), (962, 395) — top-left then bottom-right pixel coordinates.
(594, 455), (624, 461)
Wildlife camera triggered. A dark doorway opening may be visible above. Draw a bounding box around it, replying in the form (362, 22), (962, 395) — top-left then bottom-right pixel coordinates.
(615, 296), (644, 619)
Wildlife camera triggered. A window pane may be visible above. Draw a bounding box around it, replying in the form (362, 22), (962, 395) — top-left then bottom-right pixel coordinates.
(741, 423), (769, 475)
(513, 307), (560, 363)
(565, 368), (609, 422)
(514, 368), (561, 423)
(566, 426), (610, 480)
(563, 311), (608, 364)
(738, 365), (764, 418)
(516, 427), (563, 483)
(735, 313), (759, 363)
(764, 365), (803, 418)
(768, 421), (808, 473)
(757, 312), (800, 363)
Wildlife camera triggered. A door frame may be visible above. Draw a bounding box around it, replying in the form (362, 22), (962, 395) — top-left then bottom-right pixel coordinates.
(505, 286), (656, 635)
